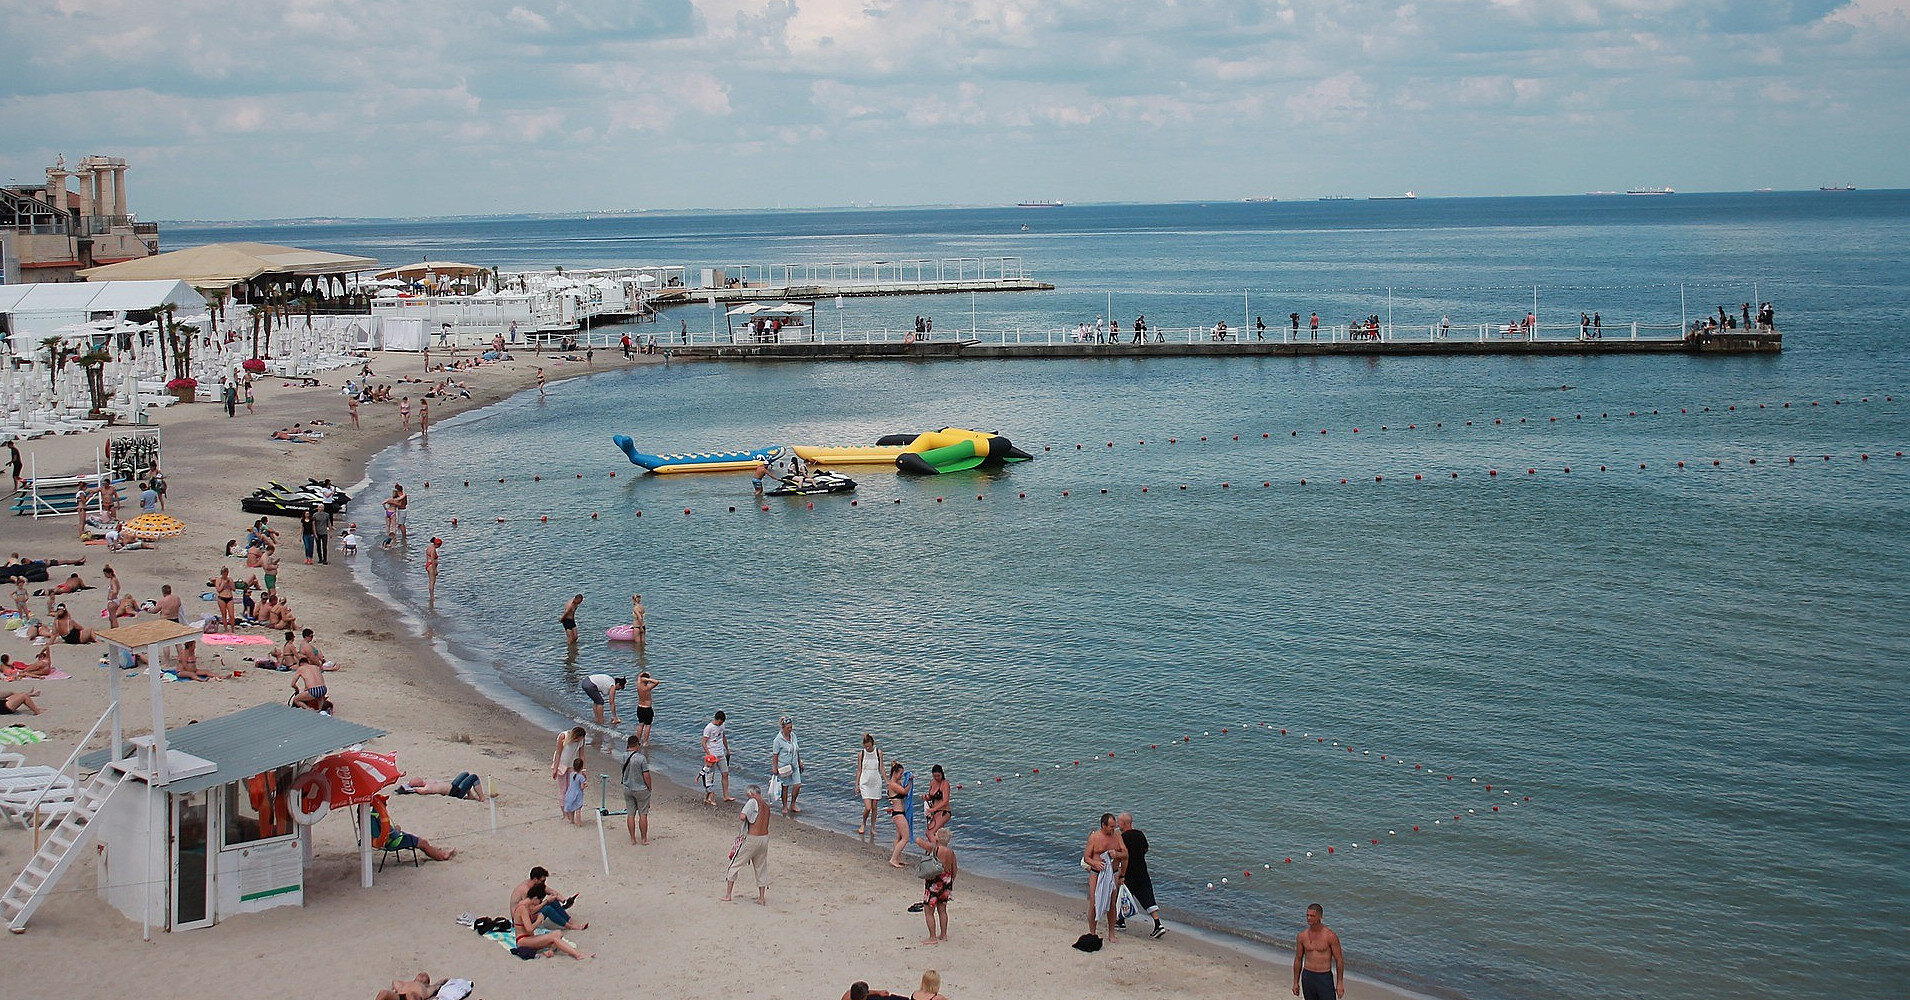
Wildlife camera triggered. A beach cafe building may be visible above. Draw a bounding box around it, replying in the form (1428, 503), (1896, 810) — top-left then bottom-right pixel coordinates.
(1, 620), (388, 935)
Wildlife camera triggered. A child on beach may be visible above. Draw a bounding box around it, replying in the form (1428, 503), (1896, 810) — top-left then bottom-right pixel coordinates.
(562, 757), (587, 824)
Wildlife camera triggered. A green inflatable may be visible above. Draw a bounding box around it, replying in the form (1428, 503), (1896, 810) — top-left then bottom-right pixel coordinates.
(895, 435), (1031, 474)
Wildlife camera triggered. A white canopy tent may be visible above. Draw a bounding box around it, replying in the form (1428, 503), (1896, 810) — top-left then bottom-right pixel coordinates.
(2, 280), (206, 354)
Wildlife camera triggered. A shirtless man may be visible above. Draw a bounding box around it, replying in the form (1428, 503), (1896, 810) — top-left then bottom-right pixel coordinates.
(633, 671), (660, 747)
(1083, 812), (1128, 942)
(372, 972), (442, 1000)
(630, 594), (647, 638)
(559, 593), (583, 644)
(425, 537), (441, 603)
(385, 484), (409, 542)
(1293, 903), (1345, 1000)
(292, 658), (327, 710)
(41, 573), (88, 613)
(296, 628), (328, 668)
(752, 459), (769, 497)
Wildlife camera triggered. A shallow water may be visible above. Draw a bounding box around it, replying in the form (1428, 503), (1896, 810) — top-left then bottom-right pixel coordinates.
(218, 194), (1910, 1000)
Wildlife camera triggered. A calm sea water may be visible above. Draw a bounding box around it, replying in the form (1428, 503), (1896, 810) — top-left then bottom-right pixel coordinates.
(178, 195), (1910, 1000)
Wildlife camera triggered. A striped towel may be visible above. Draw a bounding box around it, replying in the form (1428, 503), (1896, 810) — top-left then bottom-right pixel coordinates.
(0, 726), (48, 746)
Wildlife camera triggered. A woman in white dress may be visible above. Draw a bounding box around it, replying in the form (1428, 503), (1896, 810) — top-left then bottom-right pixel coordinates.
(855, 732), (884, 836)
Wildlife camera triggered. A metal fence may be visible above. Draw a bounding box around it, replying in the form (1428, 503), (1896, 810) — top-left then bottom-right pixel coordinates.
(647, 320), (1694, 348)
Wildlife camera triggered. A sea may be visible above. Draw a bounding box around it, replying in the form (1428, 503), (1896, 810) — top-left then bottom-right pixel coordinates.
(168, 193), (1910, 1000)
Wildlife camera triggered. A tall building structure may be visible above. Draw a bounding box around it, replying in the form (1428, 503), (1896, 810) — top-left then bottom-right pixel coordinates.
(1, 154), (160, 283)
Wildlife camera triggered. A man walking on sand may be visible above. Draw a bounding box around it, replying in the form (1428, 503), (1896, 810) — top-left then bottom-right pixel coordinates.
(702, 710), (733, 804)
(620, 734), (652, 845)
(721, 784), (771, 905)
(1116, 812), (1167, 938)
(1293, 903), (1345, 1000)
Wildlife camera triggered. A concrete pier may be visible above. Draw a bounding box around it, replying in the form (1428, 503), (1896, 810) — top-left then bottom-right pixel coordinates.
(653, 277), (1053, 305)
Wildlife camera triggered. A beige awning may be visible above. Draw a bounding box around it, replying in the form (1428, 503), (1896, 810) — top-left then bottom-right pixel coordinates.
(78, 242), (378, 291)
(373, 261), (487, 280)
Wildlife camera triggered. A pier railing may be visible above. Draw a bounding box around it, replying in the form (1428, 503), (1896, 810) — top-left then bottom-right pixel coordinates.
(648, 320), (1695, 348)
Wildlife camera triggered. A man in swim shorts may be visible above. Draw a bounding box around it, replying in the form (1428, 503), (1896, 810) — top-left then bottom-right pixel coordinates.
(634, 671), (660, 747)
(582, 673), (624, 726)
(620, 734), (652, 844)
(752, 459), (768, 497)
(559, 593), (583, 644)
(1293, 903), (1345, 1000)
(293, 659), (328, 711)
(1083, 812), (1127, 943)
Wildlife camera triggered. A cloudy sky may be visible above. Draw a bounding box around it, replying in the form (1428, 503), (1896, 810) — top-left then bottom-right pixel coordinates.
(3, 0), (1907, 219)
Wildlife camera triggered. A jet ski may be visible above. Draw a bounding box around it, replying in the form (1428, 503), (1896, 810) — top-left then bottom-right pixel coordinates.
(239, 478), (352, 517)
(765, 472), (857, 496)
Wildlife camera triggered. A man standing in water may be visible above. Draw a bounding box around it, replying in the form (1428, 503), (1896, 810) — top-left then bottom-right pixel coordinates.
(581, 673), (624, 727)
(631, 594), (647, 639)
(559, 593), (583, 644)
(1115, 812), (1166, 938)
(634, 671), (660, 747)
(1293, 903), (1345, 999)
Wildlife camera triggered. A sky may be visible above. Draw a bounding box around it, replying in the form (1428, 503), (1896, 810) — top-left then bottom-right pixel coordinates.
(2, 0), (1908, 220)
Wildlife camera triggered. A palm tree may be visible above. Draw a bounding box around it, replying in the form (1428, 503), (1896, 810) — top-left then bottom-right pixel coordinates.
(39, 336), (66, 392)
(155, 303), (174, 376)
(78, 348), (112, 412)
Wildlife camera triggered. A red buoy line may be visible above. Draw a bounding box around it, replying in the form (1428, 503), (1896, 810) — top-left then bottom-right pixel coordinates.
(414, 446), (1906, 532)
(948, 722), (1524, 803)
(1046, 394), (1899, 458)
(415, 396), (1898, 489)
(1201, 796), (1524, 891)
(917, 719), (1531, 891)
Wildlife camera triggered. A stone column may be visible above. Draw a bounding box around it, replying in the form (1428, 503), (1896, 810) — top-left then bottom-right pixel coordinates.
(111, 165), (128, 220)
(78, 166), (96, 221)
(44, 163), (67, 213)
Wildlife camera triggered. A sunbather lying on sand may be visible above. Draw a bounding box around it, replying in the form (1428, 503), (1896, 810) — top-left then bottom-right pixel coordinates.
(372, 972), (443, 1000)
(270, 424), (324, 442)
(0, 689), (44, 716)
(394, 773), (489, 801)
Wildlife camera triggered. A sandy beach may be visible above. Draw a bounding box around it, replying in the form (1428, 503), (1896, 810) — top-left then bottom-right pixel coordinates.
(0, 346), (1418, 1000)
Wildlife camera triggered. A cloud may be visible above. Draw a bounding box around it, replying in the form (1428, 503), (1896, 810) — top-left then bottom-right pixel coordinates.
(0, 0), (1903, 217)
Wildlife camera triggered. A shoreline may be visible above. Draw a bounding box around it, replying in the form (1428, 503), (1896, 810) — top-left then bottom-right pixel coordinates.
(2, 348), (1428, 1000)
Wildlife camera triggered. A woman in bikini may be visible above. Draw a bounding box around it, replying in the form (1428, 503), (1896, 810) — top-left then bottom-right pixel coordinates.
(511, 887), (591, 960)
(887, 761), (912, 868)
(924, 764), (952, 836)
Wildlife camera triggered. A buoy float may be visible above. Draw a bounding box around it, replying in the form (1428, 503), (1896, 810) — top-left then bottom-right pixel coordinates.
(540, 514), (548, 522)
(450, 517), (458, 526)
(806, 502), (814, 509)
(727, 507), (735, 513)
(1414, 474), (1422, 480)
(683, 508), (691, 514)
(590, 513), (598, 519)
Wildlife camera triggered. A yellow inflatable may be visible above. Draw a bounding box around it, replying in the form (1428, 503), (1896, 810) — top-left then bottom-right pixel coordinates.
(794, 428), (999, 467)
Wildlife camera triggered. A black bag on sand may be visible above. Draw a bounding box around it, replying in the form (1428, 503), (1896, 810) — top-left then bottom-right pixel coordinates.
(1072, 933), (1103, 952)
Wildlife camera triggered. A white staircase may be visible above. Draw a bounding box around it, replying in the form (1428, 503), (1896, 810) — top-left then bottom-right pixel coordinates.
(1, 762), (126, 932)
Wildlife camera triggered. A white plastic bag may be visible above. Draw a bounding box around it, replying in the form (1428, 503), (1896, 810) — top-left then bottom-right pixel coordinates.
(1117, 885), (1139, 921)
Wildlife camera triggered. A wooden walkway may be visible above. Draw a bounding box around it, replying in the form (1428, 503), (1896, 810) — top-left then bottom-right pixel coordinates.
(676, 330), (1781, 361)
(652, 277), (1053, 305)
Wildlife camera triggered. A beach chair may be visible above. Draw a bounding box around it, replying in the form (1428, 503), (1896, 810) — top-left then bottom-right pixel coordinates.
(368, 803), (420, 871)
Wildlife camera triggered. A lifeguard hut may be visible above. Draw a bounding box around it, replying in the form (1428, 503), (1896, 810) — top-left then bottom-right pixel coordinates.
(0, 619), (384, 935)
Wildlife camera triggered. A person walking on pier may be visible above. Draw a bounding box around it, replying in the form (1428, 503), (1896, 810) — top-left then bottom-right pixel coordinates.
(1132, 316), (1146, 344)
(1440, 315), (1451, 339)
(1593, 312), (1602, 337)
(1256, 316), (1266, 339)
(1290, 312), (1300, 339)
(1580, 313), (1590, 340)
(1309, 312), (1320, 339)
